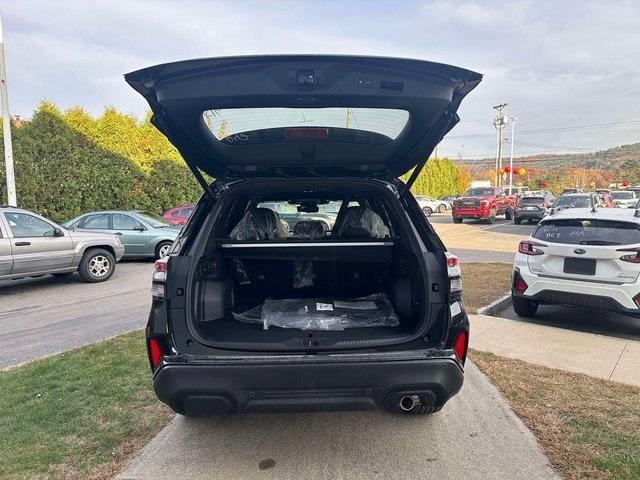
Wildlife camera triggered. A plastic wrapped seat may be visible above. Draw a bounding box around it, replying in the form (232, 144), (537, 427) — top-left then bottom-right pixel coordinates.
(229, 207), (289, 240)
(335, 207), (390, 238)
(293, 220), (326, 239)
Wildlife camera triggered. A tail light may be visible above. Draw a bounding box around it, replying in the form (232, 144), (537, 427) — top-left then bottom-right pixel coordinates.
(633, 293), (640, 308)
(518, 240), (547, 256)
(616, 247), (640, 263)
(151, 258), (168, 298)
(445, 252), (463, 296)
(453, 331), (468, 364)
(147, 337), (164, 370)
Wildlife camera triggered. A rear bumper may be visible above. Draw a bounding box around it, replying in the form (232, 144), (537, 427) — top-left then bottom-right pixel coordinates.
(514, 211), (543, 220)
(452, 208), (490, 219)
(153, 356), (464, 415)
(514, 267), (640, 315)
(513, 288), (640, 317)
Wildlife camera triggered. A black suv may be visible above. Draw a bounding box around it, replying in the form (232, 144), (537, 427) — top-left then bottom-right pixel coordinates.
(127, 55), (481, 415)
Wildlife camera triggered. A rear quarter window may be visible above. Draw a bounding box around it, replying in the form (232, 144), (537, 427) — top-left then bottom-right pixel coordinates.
(533, 219), (640, 245)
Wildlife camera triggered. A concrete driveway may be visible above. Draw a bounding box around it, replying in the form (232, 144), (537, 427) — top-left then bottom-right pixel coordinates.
(119, 362), (559, 480)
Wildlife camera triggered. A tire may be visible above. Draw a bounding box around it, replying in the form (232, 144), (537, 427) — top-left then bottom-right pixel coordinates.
(485, 210), (496, 224)
(512, 295), (538, 317)
(422, 206), (433, 217)
(505, 208), (513, 220)
(453, 216), (463, 224)
(514, 217), (522, 225)
(438, 204), (446, 214)
(155, 241), (172, 259)
(78, 248), (116, 283)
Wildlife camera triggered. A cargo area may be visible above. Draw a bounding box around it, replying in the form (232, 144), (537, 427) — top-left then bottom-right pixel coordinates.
(186, 180), (439, 351)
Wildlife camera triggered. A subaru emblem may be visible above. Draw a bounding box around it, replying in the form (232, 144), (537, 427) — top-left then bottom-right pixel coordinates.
(573, 248), (586, 255)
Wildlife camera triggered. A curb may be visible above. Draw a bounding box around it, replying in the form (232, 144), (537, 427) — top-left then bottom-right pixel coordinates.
(476, 293), (511, 316)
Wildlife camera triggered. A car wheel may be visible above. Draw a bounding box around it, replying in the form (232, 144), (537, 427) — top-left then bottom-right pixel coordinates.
(505, 208), (513, 220)
(453, 216), (463, 224)
(512, 295), (538, 317)
(78, 248), (115, 283)
(438, 204), (446, 214)
(155, 241), (172, 259)
(422, 206), (433, 217)
(514, 217), (522, 225)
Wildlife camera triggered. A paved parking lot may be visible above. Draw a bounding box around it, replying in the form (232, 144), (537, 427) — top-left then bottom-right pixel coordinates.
(0, 261), (153, 369)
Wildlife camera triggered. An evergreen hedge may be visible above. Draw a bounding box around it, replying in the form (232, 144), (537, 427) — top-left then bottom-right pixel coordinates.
(0, 102), (201, 223)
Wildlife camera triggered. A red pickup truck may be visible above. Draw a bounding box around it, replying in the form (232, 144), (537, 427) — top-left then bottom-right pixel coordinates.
(451, 187), (516, 224)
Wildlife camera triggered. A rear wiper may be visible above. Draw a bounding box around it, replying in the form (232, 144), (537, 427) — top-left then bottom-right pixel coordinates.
(578, 240), (620, 245)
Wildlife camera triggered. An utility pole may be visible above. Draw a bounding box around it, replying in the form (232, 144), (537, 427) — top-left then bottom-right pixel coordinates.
(0, 7), (16, 206)
(493, 103), (508, 187)
(508, 117), (516, 195)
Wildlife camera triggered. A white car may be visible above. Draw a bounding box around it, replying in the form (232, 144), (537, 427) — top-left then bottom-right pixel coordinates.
(414, 195), (443, 216)
(512, 207), (640, 317)
(611, 190), (637, 208)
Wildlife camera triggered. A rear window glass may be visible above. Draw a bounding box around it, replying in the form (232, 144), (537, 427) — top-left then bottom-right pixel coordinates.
(612, 191), (634, 200)
(520, 197), (544, 204)
(554, 196), (590, 208)
(203, 107), (409, 140)
(533, 219), (640, 245)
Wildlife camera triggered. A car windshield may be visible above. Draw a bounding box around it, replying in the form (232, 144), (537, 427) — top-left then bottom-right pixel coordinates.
(612, 191), (634, 200)
(554, 196), (590, 208)
(533, 219), (640, 245)
(136, 211), (174, 228)
(463, 188), (494, 196)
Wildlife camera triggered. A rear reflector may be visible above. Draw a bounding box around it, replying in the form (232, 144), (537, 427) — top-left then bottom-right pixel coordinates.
(515, 274), (528, 294)
(148, 337), (163, 370)
(453, 331), (468, 363)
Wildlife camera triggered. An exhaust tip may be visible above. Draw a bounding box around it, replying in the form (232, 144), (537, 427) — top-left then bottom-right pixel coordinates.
(399, 395), (416, 412)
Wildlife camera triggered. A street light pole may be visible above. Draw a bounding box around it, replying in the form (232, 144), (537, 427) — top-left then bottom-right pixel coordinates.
(493, 103), (508, 187)
(508, 117), (516, 195)
(0, 7), (16, 206)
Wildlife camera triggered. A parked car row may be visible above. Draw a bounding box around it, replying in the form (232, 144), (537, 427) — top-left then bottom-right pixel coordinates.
(0, 205), (185, 284)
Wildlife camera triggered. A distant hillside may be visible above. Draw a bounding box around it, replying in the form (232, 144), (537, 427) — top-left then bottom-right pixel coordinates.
(455, 141), (640, 172)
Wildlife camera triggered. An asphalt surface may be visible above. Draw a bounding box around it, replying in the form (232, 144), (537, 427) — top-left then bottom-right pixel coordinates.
(497, 301), (640, 341)
(428, 213), (534, 263)
(0, 261), (153, 369)
(119, 362), (559, 480)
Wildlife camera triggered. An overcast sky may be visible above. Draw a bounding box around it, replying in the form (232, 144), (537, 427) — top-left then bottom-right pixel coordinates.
(3, 0), (640, 159)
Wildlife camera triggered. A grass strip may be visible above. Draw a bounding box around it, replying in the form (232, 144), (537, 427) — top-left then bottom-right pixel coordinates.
(472, 350), (640, 480)
(0, 330), (173, 479)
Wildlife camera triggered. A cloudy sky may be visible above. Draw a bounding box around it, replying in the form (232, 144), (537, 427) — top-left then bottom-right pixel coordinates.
(3, 0), (640, 159)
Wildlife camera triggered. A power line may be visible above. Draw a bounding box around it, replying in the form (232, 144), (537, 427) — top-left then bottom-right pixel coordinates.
(448, 118), (640, 139)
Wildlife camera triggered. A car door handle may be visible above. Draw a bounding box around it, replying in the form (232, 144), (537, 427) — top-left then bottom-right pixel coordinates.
(114, 232), (123, 235)
(15, 241), (31, 246)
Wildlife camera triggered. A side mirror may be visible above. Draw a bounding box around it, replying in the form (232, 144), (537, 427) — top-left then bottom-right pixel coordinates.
(53, 227), (64, 237)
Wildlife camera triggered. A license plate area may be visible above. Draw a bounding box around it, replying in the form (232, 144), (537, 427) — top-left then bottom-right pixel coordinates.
(563, 257), (596, 275)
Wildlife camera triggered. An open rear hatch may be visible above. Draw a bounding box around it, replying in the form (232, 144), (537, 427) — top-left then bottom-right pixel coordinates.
(125, 55), (481, 183)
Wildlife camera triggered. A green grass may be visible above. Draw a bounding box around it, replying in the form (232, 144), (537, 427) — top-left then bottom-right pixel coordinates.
(472, 350), (640, 480)
(0, 330), (173, 479)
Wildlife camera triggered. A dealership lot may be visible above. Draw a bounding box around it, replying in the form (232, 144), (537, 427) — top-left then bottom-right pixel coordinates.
(2, 215), (638, 370)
